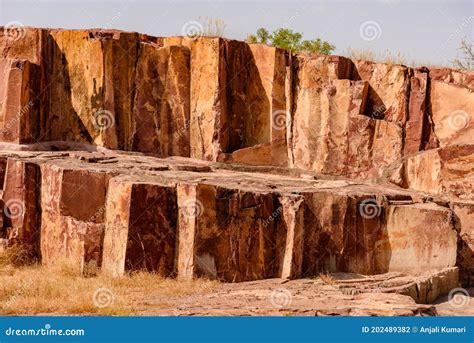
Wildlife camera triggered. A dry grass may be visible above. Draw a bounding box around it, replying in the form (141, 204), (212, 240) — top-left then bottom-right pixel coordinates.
(201, 17), (226, 37)
(0, 244), (35, 268)
(0, 252), (219, 316)
(344, 47), (443, 68)
(318, 272), (337, 285)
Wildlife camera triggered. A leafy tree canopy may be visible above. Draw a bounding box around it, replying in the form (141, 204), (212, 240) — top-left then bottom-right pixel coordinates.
(247, 28), (335, 55)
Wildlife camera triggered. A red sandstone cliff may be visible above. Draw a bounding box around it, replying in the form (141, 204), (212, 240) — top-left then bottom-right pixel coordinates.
(0, 27), (472, 298)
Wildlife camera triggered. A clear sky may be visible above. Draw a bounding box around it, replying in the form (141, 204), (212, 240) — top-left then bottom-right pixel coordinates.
(0, 0), (472, 66)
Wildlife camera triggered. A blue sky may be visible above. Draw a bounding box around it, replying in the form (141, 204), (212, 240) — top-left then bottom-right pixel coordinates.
(0, 0), (472, 66)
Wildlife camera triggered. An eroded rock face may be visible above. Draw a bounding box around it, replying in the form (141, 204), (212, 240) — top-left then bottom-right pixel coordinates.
(177, 182), (280, 282)
(0, 28), (471, 178)
(430, 80), (474, 147)
(0, 59), (39, 143)
(395, 144), (474, 201)
(0, 27), (472, 308)
(404, 68), (437, 154)
(375, 203), (457, 273)
(2, 158), (40, 258)
(102, 177), (177, 277)
(132, 45), (191, 156)
(0, 27), (47, 64)
(453, 202), (474, 286)
(40, 161), (115, 271)
(352, 60), (409, 123)
(0, 150), (463, 287)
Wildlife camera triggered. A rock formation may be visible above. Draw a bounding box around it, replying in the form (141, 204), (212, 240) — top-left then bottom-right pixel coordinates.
(0, 27), (472, 314)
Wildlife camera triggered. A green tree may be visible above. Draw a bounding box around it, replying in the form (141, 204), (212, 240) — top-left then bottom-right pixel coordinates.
(255, 28), (271, 44)
(246, 28), (335, 55)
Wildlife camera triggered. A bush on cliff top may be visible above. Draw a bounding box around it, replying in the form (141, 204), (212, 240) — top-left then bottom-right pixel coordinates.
(246, 28), (335, 55)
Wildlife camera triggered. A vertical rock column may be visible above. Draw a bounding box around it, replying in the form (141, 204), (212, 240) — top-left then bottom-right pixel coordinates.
(164, 37), (227, 161)
(132, 44), (191, 156)
(0, 59), (40, 143)
(229, 45), (291, 167)
(404, 68), (433, 154)
(2, 158), (41, 259)
(102, 177), (177, 277)
(40, 163), (115, 272)
(277, 195), (305, 279)
(176, 183), (280, 282)
(44, 30), (140, 149)
(164, 37), (290, 163)
(291, 55), (352, 171)
(351, 61), (409, 176)
(302, 191), (383, 276)
(453, 202), (474, 286)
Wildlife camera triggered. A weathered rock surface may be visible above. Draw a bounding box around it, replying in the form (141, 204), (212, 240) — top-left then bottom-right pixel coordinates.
(138, 269), (459, 316)
(389, 144), (474, 201)
(0, 27), (472, 315)
(0, 59), (39, 143)
(39, 160), (116, 271)
(102, 176), (177, 277)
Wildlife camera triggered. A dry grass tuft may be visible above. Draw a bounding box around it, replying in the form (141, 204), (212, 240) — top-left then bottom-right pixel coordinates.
(0, 259), (219, 315)
(0, 244), (35, 268)
(344, 47), (443, 68)
(318, 272), (337, 285)
(201, 17), (226, 37)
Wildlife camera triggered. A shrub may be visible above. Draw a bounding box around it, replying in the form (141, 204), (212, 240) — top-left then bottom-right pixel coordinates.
(246, 28), (335, 54)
